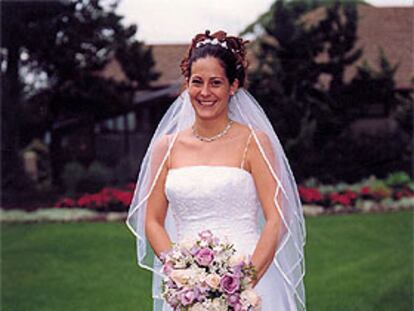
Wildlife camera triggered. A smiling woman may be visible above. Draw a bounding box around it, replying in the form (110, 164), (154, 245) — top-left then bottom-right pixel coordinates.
(187, 56), (238, 123)
(126, 30), (307, 311)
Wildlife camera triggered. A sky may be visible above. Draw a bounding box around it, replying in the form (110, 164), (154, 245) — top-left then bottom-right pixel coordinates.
(116, 0), (413, 44)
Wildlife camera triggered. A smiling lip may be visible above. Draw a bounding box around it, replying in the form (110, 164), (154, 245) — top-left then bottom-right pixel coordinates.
(197, 100), (217, 107)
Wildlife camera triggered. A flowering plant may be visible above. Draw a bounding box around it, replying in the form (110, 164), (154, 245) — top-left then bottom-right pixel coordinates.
(160, 230), (261, 311)
(54, 185), (133, 212)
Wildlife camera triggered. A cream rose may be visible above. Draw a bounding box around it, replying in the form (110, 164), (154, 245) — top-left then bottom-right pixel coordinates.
(170, 269), (192, 286)
(205, 274), (221, 289)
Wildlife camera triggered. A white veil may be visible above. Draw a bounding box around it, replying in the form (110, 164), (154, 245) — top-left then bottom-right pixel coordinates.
(125, 88), (307, 311)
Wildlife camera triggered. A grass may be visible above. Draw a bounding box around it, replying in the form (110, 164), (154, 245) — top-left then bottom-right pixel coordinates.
(1, 210), (413, 311)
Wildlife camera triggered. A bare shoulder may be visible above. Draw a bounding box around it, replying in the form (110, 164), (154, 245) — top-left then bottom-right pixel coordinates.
(231, 121), (253, 139)
(252, 129), (270, 142)
(153, 127), (193, 147)
(152, 134), (171, 150)
(250, 129), (273, 150)
(173, 127), (195, 146)
(248, 129), (275, 167)
(231, 122), (270, 142)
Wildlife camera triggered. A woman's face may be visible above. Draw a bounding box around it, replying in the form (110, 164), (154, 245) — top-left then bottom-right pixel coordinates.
(187, 56), (239, 121)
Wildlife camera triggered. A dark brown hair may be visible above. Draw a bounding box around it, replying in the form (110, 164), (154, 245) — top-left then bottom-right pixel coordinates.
(180, 30), (249, 87)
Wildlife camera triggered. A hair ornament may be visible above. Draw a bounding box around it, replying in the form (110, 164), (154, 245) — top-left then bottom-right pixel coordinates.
(180, 30), (250, 85)
(195, 38), (229, 50)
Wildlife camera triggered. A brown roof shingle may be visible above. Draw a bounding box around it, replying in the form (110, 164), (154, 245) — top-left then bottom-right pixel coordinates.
(353, 6), (413, 88)
(302, 5), (414, 89)
(149, 44), (188, 87)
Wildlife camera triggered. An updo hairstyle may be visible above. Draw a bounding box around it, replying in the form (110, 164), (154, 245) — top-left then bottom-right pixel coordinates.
(180, 30), (249, 87)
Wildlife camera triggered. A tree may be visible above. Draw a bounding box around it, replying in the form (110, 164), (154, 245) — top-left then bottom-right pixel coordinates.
(1, 0), (159, 191)
(247, 0), (362, 180)
(1, 0), (66, 192)
(319, 50), (413, 181)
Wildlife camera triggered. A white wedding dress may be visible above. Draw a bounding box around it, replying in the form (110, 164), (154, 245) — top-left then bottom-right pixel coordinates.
(162, 165), (299, 311)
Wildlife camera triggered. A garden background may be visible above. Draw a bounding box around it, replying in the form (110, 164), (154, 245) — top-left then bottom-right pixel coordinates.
(1, 0), (413, 310)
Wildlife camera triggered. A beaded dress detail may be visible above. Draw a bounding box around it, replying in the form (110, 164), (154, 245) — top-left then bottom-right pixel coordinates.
(166, 165), (260, 256)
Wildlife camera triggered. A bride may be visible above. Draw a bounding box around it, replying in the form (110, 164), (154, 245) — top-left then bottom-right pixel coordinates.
(126, 30), (307, 311)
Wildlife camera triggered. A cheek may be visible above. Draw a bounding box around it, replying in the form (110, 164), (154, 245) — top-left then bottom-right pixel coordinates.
(218, 90), (231, 101)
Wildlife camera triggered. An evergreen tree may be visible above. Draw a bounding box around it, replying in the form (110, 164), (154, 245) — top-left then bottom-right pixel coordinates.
(1, 0), (159, 190)
(247, 0), (362, 179)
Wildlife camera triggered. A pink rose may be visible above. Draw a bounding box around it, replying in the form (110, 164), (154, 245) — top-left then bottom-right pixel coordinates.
(179, 289), (196, 306)
(233, 303), (243, 311)
(162, 261), (174, 275)
(166, 294), (179, 308)
(227, 293), (241, 306)
(220, 273), (240, 295)
(195, 248), (215, 266)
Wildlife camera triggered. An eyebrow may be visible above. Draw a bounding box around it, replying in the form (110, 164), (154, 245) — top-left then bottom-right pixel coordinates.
(191, 76), (225, 80)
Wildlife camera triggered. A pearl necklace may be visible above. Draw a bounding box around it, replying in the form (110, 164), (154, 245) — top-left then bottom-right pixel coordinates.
(192, 120), (234, 142)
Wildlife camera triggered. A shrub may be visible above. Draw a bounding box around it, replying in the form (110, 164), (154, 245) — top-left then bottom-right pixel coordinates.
(76, 161), (113, 193)
(385, 171), (411, 187)
(61, 162), (86, 195)
(114, 156), (138, 185)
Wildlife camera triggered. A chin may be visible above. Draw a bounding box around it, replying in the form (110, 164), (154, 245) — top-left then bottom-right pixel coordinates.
(194, 112), (219, 121)
(194, 108), (227, 121)
(192, 103), (227, 120)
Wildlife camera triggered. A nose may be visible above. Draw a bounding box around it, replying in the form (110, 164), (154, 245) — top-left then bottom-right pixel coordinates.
(200, 82), (211, 97)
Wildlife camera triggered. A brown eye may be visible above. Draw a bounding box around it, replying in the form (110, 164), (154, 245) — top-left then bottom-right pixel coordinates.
(191, 79), (202, 85)
(212, 80), (222, 86)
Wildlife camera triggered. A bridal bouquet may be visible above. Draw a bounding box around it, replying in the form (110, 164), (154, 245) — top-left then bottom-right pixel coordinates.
(160, 230), (261, 311)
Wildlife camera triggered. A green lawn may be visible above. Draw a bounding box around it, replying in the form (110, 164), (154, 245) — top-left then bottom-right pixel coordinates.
(1, 210), (413, 311)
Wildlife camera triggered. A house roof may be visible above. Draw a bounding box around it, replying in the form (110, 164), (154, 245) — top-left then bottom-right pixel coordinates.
(92, 57), (130, 83)
(149, 44), (188, 87)
(301, 5), (414, 89)
(149, 5), (413, 89)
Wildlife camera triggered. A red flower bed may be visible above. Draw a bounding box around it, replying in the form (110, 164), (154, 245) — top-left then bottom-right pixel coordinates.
(54, 185), (135, 212)
(298, 186), (323, 204)
(394, 187), (414, 200)
(329, 190), (357, 207)
(56, 182), (413, 212)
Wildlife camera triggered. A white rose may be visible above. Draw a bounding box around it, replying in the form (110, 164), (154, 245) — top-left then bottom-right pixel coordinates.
(190, 303), (207, 311)
(180, 237), (195, 250)
(188, 267), (206, 286)
(241, 289), (261, 308)
(199, 239), (209, 248)
(171, 249), (183, 260)
(211, 298), (227, 311)
(229, 254), (246, 266)
(173, 260), (187, 269)
(205, 274), (221, 289)
(212, 245), (223, 253)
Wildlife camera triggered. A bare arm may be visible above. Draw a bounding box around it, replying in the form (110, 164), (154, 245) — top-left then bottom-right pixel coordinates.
(145, 137), (173, 260)
(248, 131), (283, 286)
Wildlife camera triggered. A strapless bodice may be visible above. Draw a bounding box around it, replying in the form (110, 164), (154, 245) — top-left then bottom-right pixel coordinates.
(165, 165), (262, 255)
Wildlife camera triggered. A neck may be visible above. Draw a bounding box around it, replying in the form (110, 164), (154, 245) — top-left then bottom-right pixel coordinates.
(193, 116), (231, 137)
